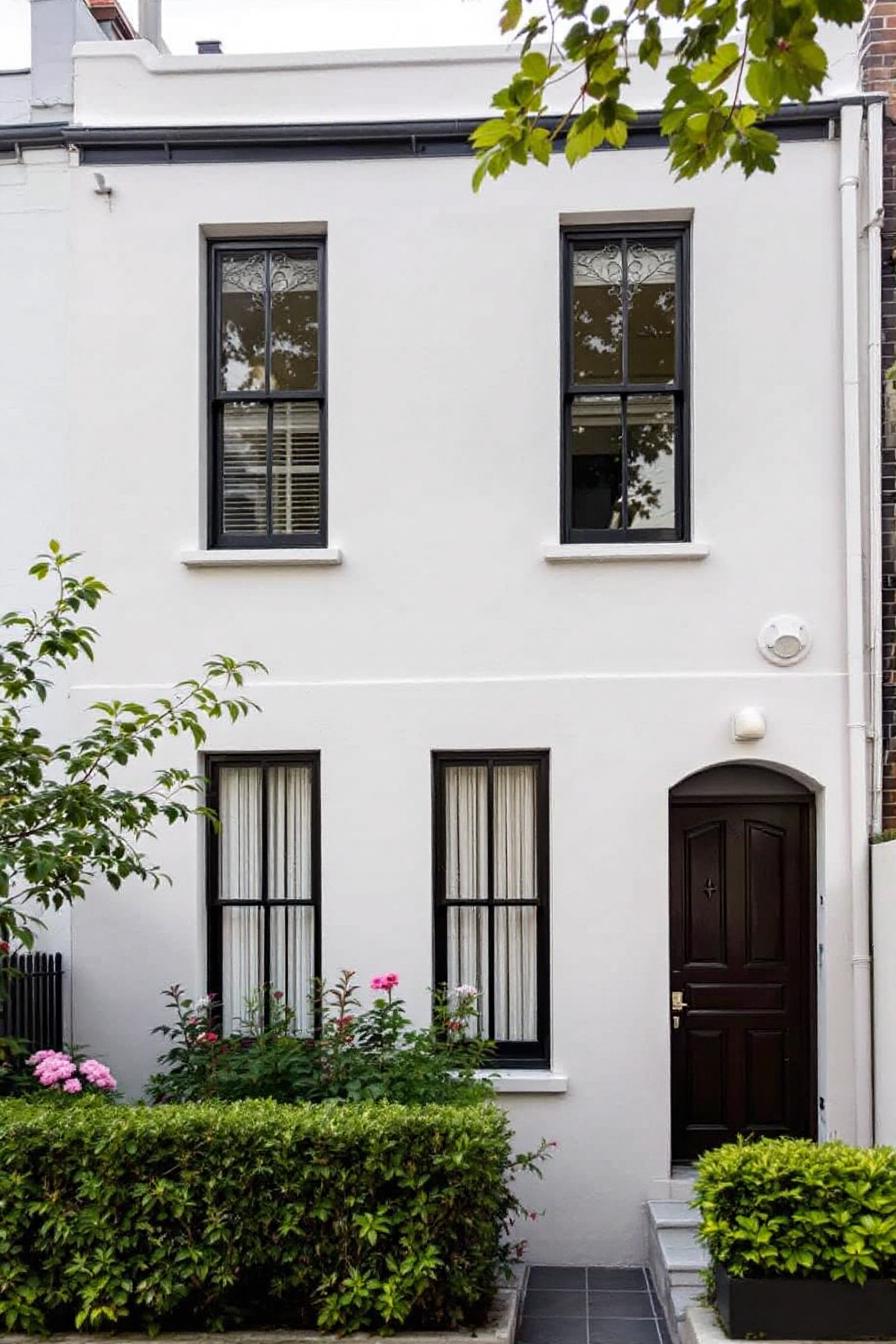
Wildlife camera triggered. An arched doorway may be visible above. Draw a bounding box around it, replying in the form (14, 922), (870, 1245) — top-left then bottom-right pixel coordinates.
(669, 763), (816, 1160)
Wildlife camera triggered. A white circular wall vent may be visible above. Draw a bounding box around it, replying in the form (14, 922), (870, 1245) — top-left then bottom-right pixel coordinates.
(758, 615), (812, 666)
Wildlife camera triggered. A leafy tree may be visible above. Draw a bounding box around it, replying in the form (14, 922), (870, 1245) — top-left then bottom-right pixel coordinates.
(0, 542), (264, 953)
(472, 0), (864, 186)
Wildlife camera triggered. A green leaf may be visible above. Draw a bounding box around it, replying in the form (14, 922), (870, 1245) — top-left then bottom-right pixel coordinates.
(470, 118), (512, 150)
(521, 50), (550, 81)
(500, 0), (523, 33)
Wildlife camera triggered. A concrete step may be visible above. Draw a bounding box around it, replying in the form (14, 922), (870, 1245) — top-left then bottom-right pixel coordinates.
(649, 1200), (700, 1229)
(646, 1197), (708, 1340)
(657, 1225), (710, 1273)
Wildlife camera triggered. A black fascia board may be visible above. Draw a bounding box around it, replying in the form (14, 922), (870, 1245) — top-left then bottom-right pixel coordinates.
(0, 100), (859, 163)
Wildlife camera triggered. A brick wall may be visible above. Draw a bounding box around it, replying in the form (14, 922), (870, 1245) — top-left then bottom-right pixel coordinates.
(861, 2), (896, 827)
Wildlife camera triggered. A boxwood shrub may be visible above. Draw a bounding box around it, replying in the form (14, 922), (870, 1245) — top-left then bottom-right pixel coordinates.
(0, 1097), (514, 1333)
(694, 1137), (896, 1284)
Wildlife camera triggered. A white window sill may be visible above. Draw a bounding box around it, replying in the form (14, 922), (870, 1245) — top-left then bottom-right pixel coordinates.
(180, 547), (343, 568)
(478, 1070), (569, 1094)
(542, 542), (710, 563)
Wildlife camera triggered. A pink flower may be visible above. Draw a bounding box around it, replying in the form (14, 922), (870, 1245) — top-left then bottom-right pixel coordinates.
(335, 1014), (354, 1029)
(63, 1078), (82, 1094)
(27, 1050), (53, 1065)
(371, 973), (399, 991)
(197, 1031), (218, 1044)
(79, 1059), (117, 1091)
(0, 940), (10, 955)
(446, 1018), (464, 1032)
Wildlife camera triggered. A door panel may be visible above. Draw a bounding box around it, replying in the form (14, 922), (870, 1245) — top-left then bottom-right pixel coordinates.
(670, 796), (814, 1160)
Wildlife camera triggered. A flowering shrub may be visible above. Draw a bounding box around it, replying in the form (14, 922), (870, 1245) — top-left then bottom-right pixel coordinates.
(0, 1096), (548, 1333)
(148, 971), (494, 1105)
(28, 1050), (116, 1095)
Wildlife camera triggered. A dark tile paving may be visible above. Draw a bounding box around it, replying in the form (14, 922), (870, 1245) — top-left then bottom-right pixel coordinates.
(518, 1267), (665, 1344)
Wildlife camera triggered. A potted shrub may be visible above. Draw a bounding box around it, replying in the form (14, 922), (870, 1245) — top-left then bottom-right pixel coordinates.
(695, 1137), (896, 1339)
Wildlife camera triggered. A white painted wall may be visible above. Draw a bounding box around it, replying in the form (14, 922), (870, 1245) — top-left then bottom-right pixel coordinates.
(0, 41), (874, 1264)
(873, 840), (896, 1144)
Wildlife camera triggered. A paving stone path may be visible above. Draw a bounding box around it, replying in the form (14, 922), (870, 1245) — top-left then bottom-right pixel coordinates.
(518, 1267), (675, 1344)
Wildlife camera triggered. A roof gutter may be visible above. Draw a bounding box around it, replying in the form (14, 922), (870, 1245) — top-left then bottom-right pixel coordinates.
(0, 99), (861, 162)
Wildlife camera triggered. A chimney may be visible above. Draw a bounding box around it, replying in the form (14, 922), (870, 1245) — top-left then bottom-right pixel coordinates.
(196, 39), (222, 54)
(138, 0), (163, 49)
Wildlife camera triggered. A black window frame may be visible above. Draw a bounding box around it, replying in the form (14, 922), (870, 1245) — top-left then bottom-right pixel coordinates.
(205, 751), (322, 1031)
(561, 222), (691, 544)
(208, 238), (328, 550)
(432, 749), (550, 1069)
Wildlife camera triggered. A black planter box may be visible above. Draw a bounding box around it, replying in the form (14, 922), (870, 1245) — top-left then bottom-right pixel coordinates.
(715, 1263), (896, 1339)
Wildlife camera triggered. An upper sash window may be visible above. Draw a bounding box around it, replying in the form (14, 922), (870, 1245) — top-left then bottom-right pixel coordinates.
(562, 225), (690, 543)
(209, 241), (326, 548)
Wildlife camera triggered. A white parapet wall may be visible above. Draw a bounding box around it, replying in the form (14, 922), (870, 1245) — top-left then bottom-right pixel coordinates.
(872, 838), (896, 1145)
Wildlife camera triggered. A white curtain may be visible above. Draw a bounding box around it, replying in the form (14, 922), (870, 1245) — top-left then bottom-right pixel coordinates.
(219, 767), (263, 1033)
(445, 765), (489, 1033)
(444, 763), (538, 1043)
(493, 765), (538, 1041)
(268, 766), (314, 1034)
(217, 764), (314, 1035)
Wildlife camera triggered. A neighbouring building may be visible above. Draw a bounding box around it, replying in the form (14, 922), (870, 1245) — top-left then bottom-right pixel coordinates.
(0, 0), (892, 1271)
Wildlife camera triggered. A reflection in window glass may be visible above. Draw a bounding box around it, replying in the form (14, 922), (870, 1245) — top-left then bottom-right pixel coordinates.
(270, 252), (319, 391)
(627, 395), (676, 530)
(220, 254), (266, 392)
(572, 245), (623, 384)
(570, 397), (623, 531)
(627, 244), (676, 384)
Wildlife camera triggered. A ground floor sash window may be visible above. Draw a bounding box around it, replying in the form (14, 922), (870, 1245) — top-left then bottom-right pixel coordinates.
(206, 754), (320, 1033)
(433, 751), (550, 1067)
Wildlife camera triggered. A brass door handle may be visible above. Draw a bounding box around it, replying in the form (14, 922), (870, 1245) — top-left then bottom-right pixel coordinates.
(671, 990), (689, 1030)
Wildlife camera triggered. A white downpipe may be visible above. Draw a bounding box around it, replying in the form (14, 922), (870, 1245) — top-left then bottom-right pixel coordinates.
(840, 103), (873, 1147)
(867, 100), (884, 837)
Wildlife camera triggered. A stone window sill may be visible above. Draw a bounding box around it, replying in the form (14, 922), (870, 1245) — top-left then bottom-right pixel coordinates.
(542, 542), (710, 563)
(180, 547), (343, 568)
(478, 1070), (569, 1094)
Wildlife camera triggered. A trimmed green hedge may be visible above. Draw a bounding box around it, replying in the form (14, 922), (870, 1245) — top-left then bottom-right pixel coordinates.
(0, 1097), (514, 1333)
(695, 1138), (896, 1284)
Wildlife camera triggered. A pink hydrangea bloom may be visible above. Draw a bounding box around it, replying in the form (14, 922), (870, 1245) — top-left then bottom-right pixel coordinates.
(79, 1059), (117, 1091)
(63, 1078), (82, 1094)
(32, 1051), (77, 1087)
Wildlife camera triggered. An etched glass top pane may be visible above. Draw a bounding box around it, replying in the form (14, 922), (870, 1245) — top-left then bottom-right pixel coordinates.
(572, 244), (623, 385)
(220, 253), (266, 392)
(271, 251), (319, 391)
(627, 243), (676, 384)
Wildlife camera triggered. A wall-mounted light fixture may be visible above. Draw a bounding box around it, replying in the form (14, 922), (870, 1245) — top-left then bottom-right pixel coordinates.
(758, 615), (811, 666)
(732, 707), (767, 742)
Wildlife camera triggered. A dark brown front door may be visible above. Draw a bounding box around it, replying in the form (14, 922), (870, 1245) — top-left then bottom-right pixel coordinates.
(670, 772), (815, 1160)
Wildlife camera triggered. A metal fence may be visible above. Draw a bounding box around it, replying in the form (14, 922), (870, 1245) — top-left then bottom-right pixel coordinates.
(0, 952), (64, 1052)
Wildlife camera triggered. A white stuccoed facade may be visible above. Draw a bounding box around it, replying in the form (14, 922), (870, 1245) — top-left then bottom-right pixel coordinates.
(0, 18), (885, 1265)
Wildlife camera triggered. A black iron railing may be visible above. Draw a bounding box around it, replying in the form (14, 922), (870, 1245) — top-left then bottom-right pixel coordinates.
(0, 953), (64, 1053)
